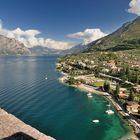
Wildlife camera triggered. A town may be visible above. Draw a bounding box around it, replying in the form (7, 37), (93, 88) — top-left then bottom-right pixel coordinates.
(57, 51), (140, 137)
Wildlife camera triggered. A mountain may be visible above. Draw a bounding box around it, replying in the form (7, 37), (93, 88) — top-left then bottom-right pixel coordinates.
(60, 44), (88, 55)
(59, 16), (140, 75)
(0, 34), (87, 56)
(87, 16), (140, 52)
(1, 17), (139, 56)
(0, 35), (31, 55)
(29, 44), (88, 56)
(29, 46), (62, 56)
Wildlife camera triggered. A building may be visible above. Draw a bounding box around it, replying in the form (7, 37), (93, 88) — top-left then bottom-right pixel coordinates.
(118, 93), (129, 99)
(127, 101), (140, 114)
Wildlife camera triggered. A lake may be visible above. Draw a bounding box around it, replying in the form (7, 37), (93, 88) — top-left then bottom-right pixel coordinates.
(0, 56), (132, 140)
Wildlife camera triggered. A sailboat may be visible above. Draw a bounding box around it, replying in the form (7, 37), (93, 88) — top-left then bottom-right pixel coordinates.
(45, 75), (47, 80)
(105, 104), (114, 115)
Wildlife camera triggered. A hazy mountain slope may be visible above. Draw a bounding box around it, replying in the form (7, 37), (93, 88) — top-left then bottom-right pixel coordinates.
(0, 35), (31, 55)
(29, 44), (89, 56)
(60, 44), (88, 55)
(29, 46), (62, 55)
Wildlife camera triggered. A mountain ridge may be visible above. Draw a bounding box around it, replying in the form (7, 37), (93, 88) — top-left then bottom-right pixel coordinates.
(0, 35), (31, 55)
(86, 16), (140, 52)
(0, 17), (140, 55)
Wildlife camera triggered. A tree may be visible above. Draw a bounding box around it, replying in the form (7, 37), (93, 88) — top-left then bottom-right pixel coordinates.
(121, 75), (128, 81)
(126, 66), (130, 76)
(126, 66), (130, 81)
(68, 76), (77, 85)
(104, 81), (110, 93)
(120, 99), (127, 110)
(135, 71), (139, 84)
(115, 84), (120, 95)
(138, 109), (140, 114)
(134, 96), (140, 103)
(128, 88), (134, 101)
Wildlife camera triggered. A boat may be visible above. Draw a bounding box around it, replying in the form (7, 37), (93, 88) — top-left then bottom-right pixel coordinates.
(45, 76), (47, 80)
(107, 104), (111, 107)
(106, 110), (114, 115)
(87, 93), (92, 96)
(92, 120), (100, 123)
(87, 93), (92, 98)
(106, 104), (114, 115)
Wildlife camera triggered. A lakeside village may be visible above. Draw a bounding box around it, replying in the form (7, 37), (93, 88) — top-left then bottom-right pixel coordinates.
(57, 52), (140, 138)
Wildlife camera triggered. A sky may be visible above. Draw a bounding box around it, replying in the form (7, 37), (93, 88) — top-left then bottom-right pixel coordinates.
(0, 0), (139, 50)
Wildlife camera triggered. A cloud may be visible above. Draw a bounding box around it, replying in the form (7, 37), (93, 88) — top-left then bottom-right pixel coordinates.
(128, 0), (140, 16)
(0, 19), (2, 29)
(0, 20), (72, 50)
(67, 28), (108, 44)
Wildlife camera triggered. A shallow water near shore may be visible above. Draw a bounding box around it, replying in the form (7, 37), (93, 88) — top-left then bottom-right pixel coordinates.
(0, 56), (134, 140)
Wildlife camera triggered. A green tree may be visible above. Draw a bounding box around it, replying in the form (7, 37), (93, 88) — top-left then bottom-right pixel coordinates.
(68, 76), (77, 85)
(134, 96), (140, 103)
(115, 84), (120, 95)
(135, 71), (139, 84)
(126, 66), (130, 76)
(121, 75), (128, 81)
(104, 81), (110, 93)
(128, 88), (134, 101)
(126, 66), (130, 80)
(120, 99), (127, 110)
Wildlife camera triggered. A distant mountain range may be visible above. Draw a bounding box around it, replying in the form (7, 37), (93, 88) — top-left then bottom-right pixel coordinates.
(0, 17), (139, 56)
(0, 34), (87, 55)
(60, 44), (88, 55)
(29, 46), (61, 56)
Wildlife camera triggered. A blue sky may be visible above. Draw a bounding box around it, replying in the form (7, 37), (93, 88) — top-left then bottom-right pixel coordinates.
(0, 0), (139, 49)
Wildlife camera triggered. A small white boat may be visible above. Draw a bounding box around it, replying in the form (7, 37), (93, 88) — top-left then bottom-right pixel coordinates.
(106, 110), (114, 115)
(87, 93), (92, 96)
(106, 104), (114, 115)
(87, 93), (92, 98)
(45, 77), (47, 80)
(92, 120), (100, 123)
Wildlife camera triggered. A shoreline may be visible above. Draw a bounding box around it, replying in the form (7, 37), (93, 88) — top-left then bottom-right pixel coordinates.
(59, 72), (139, 140)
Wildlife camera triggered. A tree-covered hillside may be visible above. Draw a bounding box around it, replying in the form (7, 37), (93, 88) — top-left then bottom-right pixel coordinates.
(87, 17), (140, 52)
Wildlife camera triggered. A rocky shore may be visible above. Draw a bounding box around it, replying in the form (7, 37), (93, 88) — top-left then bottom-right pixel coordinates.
(0, 108), (55, 140)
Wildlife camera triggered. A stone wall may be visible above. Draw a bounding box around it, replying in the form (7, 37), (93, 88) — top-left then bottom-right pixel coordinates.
(0, 108), (55, 140)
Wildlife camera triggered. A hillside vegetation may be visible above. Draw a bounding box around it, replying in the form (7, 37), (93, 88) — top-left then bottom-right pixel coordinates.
(58, 17), (140, 82)
(87, 17), (140, 52)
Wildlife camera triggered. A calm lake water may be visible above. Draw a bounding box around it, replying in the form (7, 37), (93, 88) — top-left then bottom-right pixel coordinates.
(0, 56), (132, 140)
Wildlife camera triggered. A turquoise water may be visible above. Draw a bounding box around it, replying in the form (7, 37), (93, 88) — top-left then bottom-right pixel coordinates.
(0, 56), (132, 140)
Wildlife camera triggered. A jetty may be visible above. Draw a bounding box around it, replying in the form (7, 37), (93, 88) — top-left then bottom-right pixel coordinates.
(0, 108), (55, 140)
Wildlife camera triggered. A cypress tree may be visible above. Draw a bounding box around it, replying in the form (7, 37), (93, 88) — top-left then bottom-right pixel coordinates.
(115, 84), (120, 95)
(128, 88), (134, 101)
(104, 81), (110, 93)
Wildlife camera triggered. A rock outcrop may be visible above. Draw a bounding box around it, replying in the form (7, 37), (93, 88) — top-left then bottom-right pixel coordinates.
(0, 108), (55, 140)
